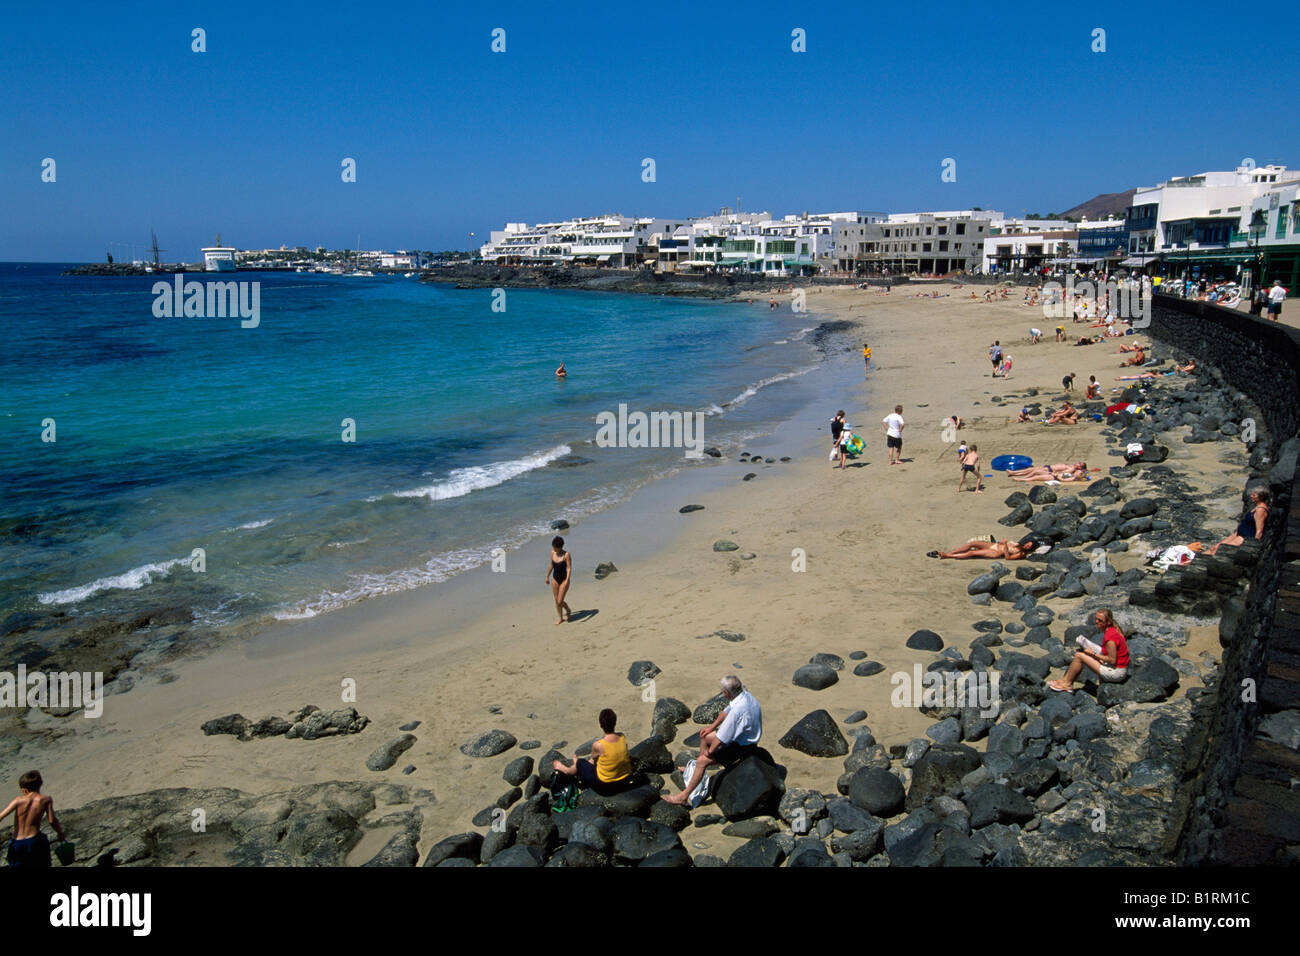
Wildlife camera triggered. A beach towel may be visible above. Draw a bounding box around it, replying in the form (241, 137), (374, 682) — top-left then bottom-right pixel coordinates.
(680, 759), (712, 808)
(1153, 545), (1197, 572)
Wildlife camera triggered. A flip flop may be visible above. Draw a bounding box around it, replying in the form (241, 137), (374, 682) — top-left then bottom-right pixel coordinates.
(926, 551), (939, 559)
(1045, 681), (1070, 692)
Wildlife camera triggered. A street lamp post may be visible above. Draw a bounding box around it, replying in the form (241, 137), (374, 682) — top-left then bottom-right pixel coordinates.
(1248, 209), (1268, 295)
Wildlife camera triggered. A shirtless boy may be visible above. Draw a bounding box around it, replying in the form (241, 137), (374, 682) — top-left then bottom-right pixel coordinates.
(1, 770), (65, 867)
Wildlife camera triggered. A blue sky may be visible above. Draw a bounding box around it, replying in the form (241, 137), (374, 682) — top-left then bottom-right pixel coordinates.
(3, 0), (1296, 261)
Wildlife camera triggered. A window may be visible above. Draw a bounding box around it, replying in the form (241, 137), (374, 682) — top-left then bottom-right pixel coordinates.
(956, 223), (966, 235)
(939, 241), (949, 251)
(938, 226), (947, 235)
(925, 227), (932, 236)
(923, 242), (932, 252)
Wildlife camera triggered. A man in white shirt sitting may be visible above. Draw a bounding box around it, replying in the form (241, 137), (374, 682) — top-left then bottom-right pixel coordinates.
(662, 676), (762, 806)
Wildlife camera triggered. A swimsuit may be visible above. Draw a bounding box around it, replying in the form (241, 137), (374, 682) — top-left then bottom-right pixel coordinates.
(962, 464), (976, 473)
(1236, 509), (1264, 539)
(551, 555), (568, 584)
(6, 832), (50, 867)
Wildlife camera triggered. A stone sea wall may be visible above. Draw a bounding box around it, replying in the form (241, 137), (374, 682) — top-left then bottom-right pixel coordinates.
(1147, 293), (1300, 864)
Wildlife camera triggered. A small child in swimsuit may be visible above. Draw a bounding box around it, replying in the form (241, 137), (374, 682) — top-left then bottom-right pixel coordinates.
(957, 444), (982, 493)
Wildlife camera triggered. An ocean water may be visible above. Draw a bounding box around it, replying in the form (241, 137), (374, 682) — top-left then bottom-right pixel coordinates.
(0, 263), (837, 641)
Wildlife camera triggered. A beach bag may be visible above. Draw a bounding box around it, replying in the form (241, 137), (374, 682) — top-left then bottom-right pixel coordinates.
(1124, 443), (1145, 464)
(54, 841), (75, 866)
(547, 771), (581, 813)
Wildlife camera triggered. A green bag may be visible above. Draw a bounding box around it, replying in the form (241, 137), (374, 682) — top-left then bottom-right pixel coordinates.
(54, 841), (75, 866)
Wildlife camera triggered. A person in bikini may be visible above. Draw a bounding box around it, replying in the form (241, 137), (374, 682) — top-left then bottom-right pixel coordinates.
(1, 770), (65, 867)
(545, 535), (573, 624)
(932, 538), (1030, 560)
(1009, 461), (1088, 481)
(1046, 402), (1078, 425)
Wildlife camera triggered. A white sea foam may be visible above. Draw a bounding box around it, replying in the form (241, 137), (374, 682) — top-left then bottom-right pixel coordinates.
(789, 326), (817, 342)
(37, 556), (190, 606)
(721, 365), (817, 410)
(231, 518), (273, 531)
(376, 444), (572, 502)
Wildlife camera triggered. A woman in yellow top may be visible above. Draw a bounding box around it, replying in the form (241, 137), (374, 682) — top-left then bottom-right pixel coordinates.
(551, 708), (633, 793)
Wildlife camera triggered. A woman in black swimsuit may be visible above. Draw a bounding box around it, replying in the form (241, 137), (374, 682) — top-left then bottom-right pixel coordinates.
(1207, 488), (1270, 555)
(546, 535), (573, 624)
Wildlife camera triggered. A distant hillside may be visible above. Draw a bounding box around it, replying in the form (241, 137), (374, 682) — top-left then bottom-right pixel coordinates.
(1061, 189), (1137, 222)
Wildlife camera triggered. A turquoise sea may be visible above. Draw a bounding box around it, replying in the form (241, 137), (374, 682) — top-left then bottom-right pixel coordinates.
(0, 264), (838, 641)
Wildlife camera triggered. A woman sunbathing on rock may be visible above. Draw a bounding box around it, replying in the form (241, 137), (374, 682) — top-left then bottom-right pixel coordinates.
(930, 538), (1030, 560)
(1009, 461), (1088, 482)
(1206, 487), (1270, 555)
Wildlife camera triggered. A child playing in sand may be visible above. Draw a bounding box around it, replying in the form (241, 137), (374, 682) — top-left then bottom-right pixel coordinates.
(957, 444), (983, 493)
(1085, 375), (1101, 399)
(1, 770), (66, 867)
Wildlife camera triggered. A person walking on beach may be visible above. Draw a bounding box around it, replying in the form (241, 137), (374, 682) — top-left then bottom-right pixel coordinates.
(862, 343), (871, 368)
(662, 676), (761, 807)
(830, 410), (848, 470)
(545, 536), (573, 624)
(957, 443), (983, 493)
(883, 405), (905, 465)
(989, 341), (1003, 372)
(1, 770), (65, 867)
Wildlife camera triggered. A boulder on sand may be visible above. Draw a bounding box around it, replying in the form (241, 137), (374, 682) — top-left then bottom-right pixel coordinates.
(792, 663), (839, 691)
(713, 756), (786, 821)
(778, 710), (849, 757)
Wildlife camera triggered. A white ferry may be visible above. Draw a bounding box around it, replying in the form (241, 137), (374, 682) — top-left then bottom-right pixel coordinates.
(202, 234), (237, 272)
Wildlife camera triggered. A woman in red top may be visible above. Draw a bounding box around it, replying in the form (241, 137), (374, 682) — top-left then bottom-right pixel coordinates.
(1048, 609), (1129, 691)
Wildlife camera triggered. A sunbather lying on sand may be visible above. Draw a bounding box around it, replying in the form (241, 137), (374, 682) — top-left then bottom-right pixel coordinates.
(1009, 462), (1088, 482)
(1117, 343), (1146, 353)
(929, 538), (1030, 560)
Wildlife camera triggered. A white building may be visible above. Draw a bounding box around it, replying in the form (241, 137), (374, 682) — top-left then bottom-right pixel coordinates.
(1128, 164), (1296, 260)
(846, 210), (1001, 275)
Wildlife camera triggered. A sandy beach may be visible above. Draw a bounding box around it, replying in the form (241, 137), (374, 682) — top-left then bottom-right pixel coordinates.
(13, 284), (1245, 863)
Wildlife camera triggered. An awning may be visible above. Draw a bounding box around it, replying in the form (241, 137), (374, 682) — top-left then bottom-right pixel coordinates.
(1121, 256), (1156, 267)
(643, 258), (657, 264)
(597, 255), (611, 262)
(719, 258), (746, 265)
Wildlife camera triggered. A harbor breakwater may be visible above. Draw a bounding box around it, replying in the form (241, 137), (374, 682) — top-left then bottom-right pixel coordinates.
(418, 263), (875, 297)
